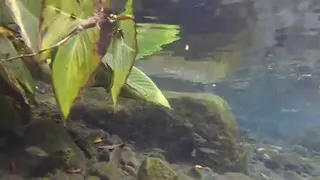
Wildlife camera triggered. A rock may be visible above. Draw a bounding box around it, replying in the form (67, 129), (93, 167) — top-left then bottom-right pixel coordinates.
(140, 148), (167, 161)
(283, 171), (309, 180)
(45, 170), (84, 180)
(186, 165), (218, 179)
(291, 145), (311, 158)
(264, 152), (313, 173)
(293, 124), (320, 153)
(91, 162), (120, 180)
(248, 161), (286, 180)
(0, 174), (24, 180)
(72, 88), (247, 173)
(87, 176), (101, 180)
(121, 147), (140, 169)
(65, 121), (104, 160)
(137, 157), (177, 180)
(310, 164), (320, 177)
(23, 120), (87, 176)
(212, 172), (255, 180)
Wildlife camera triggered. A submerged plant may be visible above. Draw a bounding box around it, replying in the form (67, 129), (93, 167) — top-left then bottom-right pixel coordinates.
(0, 0), (177, 123)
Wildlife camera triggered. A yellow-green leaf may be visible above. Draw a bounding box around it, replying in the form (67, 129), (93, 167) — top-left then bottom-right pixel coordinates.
(110, 0), (137, 107)
(136, 23), (180, 59)
(127, 66), (170, 108)
(52, 28), (101, 119)
(6, 0), (40, 52)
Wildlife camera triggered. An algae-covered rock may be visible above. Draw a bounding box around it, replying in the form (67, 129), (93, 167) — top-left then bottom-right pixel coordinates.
(71, 88), (247, 173)
(90, 162), (120, 180)
(137, 157), (177, 180)
(163, 91), (237, 134)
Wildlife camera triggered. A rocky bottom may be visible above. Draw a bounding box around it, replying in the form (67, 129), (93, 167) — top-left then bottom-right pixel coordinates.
(0, 118), (319, 180)
(0, 87), (319, 180)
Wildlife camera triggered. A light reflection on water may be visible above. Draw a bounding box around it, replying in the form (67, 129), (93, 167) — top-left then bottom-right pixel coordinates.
(133, 0), (320, 138)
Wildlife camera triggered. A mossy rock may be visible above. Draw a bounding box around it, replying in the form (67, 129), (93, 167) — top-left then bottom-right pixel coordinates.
(70, 88), (247, 173)
(163, 91), (237, 134)
(137, 157), (177, 180)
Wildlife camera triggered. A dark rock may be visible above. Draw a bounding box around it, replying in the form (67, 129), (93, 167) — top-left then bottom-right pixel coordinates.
(0, 174), (24, 180)
(23, 120), (87, 177)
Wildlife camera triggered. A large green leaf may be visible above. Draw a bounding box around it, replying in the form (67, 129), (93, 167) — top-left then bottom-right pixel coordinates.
(0, 27), (35, 95)
(127, 66), (170, 108)
(136, 23), (180, 59)
(109, 0), (137, 107)
(6, 0), (40, 52)
(45, 0), (114, 119)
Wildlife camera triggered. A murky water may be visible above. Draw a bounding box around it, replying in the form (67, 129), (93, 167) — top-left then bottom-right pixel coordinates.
(133, 0), (320, 138)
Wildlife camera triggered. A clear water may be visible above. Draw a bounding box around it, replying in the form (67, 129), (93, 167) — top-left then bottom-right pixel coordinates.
(134, 0), (320, 139)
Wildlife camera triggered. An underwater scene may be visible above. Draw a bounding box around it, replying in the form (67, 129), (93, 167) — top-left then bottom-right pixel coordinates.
(1, 0), (320, 179)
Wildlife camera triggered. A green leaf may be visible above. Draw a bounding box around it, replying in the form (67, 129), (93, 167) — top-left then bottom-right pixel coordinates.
(136, 23), (180, 59)
(6, 0), (40, 52)
(127, 66), (170, 108)
(0, 27), (35, 95)
(110, 0), (137, 107)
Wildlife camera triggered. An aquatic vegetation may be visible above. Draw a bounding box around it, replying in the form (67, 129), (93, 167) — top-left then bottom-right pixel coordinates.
(0, 0), (172, 123)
